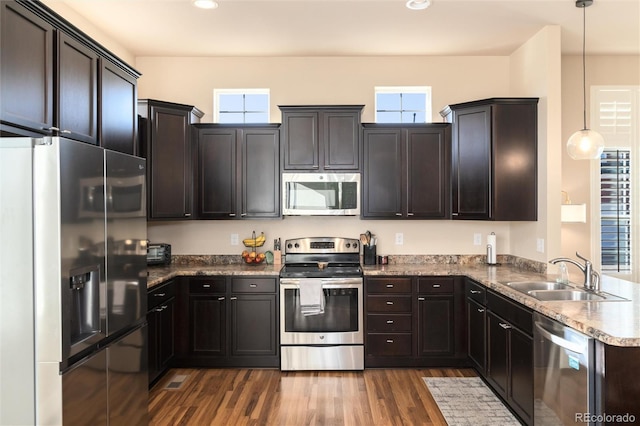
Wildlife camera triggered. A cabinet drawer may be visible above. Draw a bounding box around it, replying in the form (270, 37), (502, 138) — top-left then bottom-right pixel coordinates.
(367, 314), (412, 332)
(189, 277), (226, 294)
(366, 278), (412, 294)
(231, 278), (276, 293)
(367, 334), (412, 357)
(466, 279), (486, 304)
(417, 277), (454, 294)
(487, 290), (532, 335)
(148, 280), (175, 309)
(367, 295), (412, 313)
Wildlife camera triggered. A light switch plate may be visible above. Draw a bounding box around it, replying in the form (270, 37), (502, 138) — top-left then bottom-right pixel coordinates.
(473, 233), (482, 245)
(231, 233), (239, 246)
(536, 238), (545, 253)
(395, 233), (404, 245)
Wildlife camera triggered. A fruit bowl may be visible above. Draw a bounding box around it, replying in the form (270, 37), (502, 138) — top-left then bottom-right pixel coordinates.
(241, 250), (266, 265)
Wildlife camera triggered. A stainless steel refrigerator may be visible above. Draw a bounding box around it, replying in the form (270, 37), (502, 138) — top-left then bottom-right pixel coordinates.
(0, 137), (148, 425)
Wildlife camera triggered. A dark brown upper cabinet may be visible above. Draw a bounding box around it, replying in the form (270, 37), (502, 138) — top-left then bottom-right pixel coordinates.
(138, 99), (204, 220)
(362, 124), (451, 219)
(194, 124), (280, 219)
(443, 98), (538, 221)
(1, 0), (139, 151)
(280, 105), (363, 171)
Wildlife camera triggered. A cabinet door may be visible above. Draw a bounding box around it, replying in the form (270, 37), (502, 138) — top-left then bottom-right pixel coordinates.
(282, 111), (318, 170)
(486, 310), (509, 398)
(1, 2), (54, 134)
(147, 105), (192, 218)
(57, 32), (99, 145)
(159, 298), (175, 371)
(406, 128), (450, 218)
(147, 308), (160, 384)
(452, 105), (490, 219)
(242, 128), (280, 218)
(417, 295), (455, 357)
(100, 59), (137, 155)
(322, 110), (360, 170)
(230, 294), (277, 357)
(196, 127), (237, 218)
(467, 298), (486, 374)
(189, 295), (226, 356)
(362, 128), (403, 218)
(509, 327), (533, 423)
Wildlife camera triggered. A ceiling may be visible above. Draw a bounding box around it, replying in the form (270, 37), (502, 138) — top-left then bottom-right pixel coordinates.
(47, 0), (639, 57)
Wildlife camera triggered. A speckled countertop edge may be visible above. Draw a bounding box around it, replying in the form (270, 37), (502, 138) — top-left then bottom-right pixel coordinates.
(147, 260), (640, 347)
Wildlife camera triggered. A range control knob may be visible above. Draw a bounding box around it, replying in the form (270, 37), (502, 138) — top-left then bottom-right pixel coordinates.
(294, 243), (300, 248)
(345, 243), (351, 248)
(287, 243), (293, 249)
(353, 242), (358, 249)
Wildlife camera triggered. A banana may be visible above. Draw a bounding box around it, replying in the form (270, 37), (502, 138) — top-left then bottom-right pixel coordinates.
(243, 232), (266, 247)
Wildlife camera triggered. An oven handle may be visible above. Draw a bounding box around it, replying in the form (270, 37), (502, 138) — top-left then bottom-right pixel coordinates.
(280, 278), (363, 288)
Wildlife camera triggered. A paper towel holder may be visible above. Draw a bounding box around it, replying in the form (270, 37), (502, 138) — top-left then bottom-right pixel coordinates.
(486, 232), (499, 266)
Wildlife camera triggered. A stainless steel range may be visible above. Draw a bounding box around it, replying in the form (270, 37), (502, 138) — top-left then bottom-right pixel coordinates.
(279, 237), (364, 371)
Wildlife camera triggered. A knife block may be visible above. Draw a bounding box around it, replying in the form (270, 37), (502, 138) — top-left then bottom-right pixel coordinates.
(363, 245), (377, 265)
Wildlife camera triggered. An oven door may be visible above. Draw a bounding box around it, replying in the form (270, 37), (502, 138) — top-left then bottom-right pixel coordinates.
(280, 277), (363, 345)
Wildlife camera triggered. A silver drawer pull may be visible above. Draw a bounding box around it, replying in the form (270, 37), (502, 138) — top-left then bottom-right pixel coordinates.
(386, 339), (394, 343)
(470, 289), (481, 294)
(478, 308), (485, 313)
(499, 322), (512, 330)
(418, 297), (425, 301)
(230, 297), (237, 301)
(386, 320), (394, 324)
(250, 284), (257, 288)
(386, 301), (394, 305)
(386, 284), (394, 288)
(432, 284), (441, 288)
(154, 293), (166, 297)
(203, 284), (211, 288)
(218, 297), (225, 301)
(395, 213), (402, 216)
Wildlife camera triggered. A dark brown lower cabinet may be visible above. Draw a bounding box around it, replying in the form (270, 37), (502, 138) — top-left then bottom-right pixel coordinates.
(147, 280), (175, 386)
(365, 276), (466, 367)
(466, 297), (486, 373)
(486, 291), (533, 425)
(176, 276), (279, 368)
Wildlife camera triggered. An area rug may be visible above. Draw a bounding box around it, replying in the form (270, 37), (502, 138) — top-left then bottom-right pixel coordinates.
(423, 377), (521, 425)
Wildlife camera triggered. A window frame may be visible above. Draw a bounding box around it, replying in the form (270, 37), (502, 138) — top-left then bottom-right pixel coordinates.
(374, 86), (432, 124)
(213, 88), (270, 124)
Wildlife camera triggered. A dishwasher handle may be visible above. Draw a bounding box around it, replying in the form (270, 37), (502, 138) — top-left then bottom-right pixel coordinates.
(534, 321), (588, 355)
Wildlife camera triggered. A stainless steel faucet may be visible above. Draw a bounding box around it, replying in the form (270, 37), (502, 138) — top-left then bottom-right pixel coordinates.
(549, 252), (600, 292)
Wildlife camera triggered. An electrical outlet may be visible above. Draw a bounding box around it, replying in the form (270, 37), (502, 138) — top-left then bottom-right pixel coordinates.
(395, 233), (404, 245)
(537, 238), (545, 253)
(473, 233), (482, 246)
(231, 233), (239, 246)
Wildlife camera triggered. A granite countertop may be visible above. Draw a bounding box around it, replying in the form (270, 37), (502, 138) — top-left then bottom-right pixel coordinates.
(147, 262), (640, 347)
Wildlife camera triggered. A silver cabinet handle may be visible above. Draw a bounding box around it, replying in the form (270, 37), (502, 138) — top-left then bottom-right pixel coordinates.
(386, 301), (394, 305)
(241, 213), (247, 217)
(229, 213), (236, 217)
(386, 284), (394, 288)
(407, 213), (414, 216)
(218, 297), (225, 301)
(477, 308), (485, 313)
(184, 213), (191, 217)
(203, 284), (211, 288)
(386, 339), (394, 343)
(499, 322), (512, 330)
(60, 129), (71, 134)
(418, 297), (425, 301)
(230, 297), (237, 300)
(249, 284), (257, 288)
(43, 126), (60, 132)
(395, 213), (402, 216)
(470, 290), (481, 294)
(386, 320), (394, 324)
(154, 293), (166, 297)
(432, 284), (441, 288)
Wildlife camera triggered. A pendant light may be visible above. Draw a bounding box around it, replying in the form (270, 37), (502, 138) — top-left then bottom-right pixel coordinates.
(566, 0), (605, 160)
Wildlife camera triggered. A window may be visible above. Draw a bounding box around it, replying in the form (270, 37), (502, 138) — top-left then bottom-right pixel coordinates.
(591, 87), (640, 278)
(375, 86), (431, 123)
(214, 89), (269, 123)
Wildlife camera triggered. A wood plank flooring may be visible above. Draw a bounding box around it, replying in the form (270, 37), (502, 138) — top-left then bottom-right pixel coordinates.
(149, 368), (477, 425)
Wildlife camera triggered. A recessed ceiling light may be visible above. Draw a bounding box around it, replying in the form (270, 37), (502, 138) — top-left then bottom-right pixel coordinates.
(193, 0), (218, 9)
(406, 0), (431, 10)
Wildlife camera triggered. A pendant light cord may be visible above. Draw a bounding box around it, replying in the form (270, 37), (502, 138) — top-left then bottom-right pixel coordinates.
(582, 4), (587, 130)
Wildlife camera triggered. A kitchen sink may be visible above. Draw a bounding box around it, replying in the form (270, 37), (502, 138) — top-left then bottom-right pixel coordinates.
(506, 281), (572, 292)
(504, 281), (628, 302)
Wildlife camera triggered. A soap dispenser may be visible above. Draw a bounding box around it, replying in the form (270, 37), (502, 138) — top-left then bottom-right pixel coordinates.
(556, 262), (569, 284)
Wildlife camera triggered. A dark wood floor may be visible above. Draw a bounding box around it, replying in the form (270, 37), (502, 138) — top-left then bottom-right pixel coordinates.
(149, 367), (477, 425)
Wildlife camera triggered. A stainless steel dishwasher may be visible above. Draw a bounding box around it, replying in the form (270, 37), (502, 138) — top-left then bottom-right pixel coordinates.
(533, 312), (596, 425)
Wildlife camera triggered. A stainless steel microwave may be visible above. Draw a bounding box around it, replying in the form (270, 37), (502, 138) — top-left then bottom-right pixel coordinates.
(282, 173), (360, 216)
